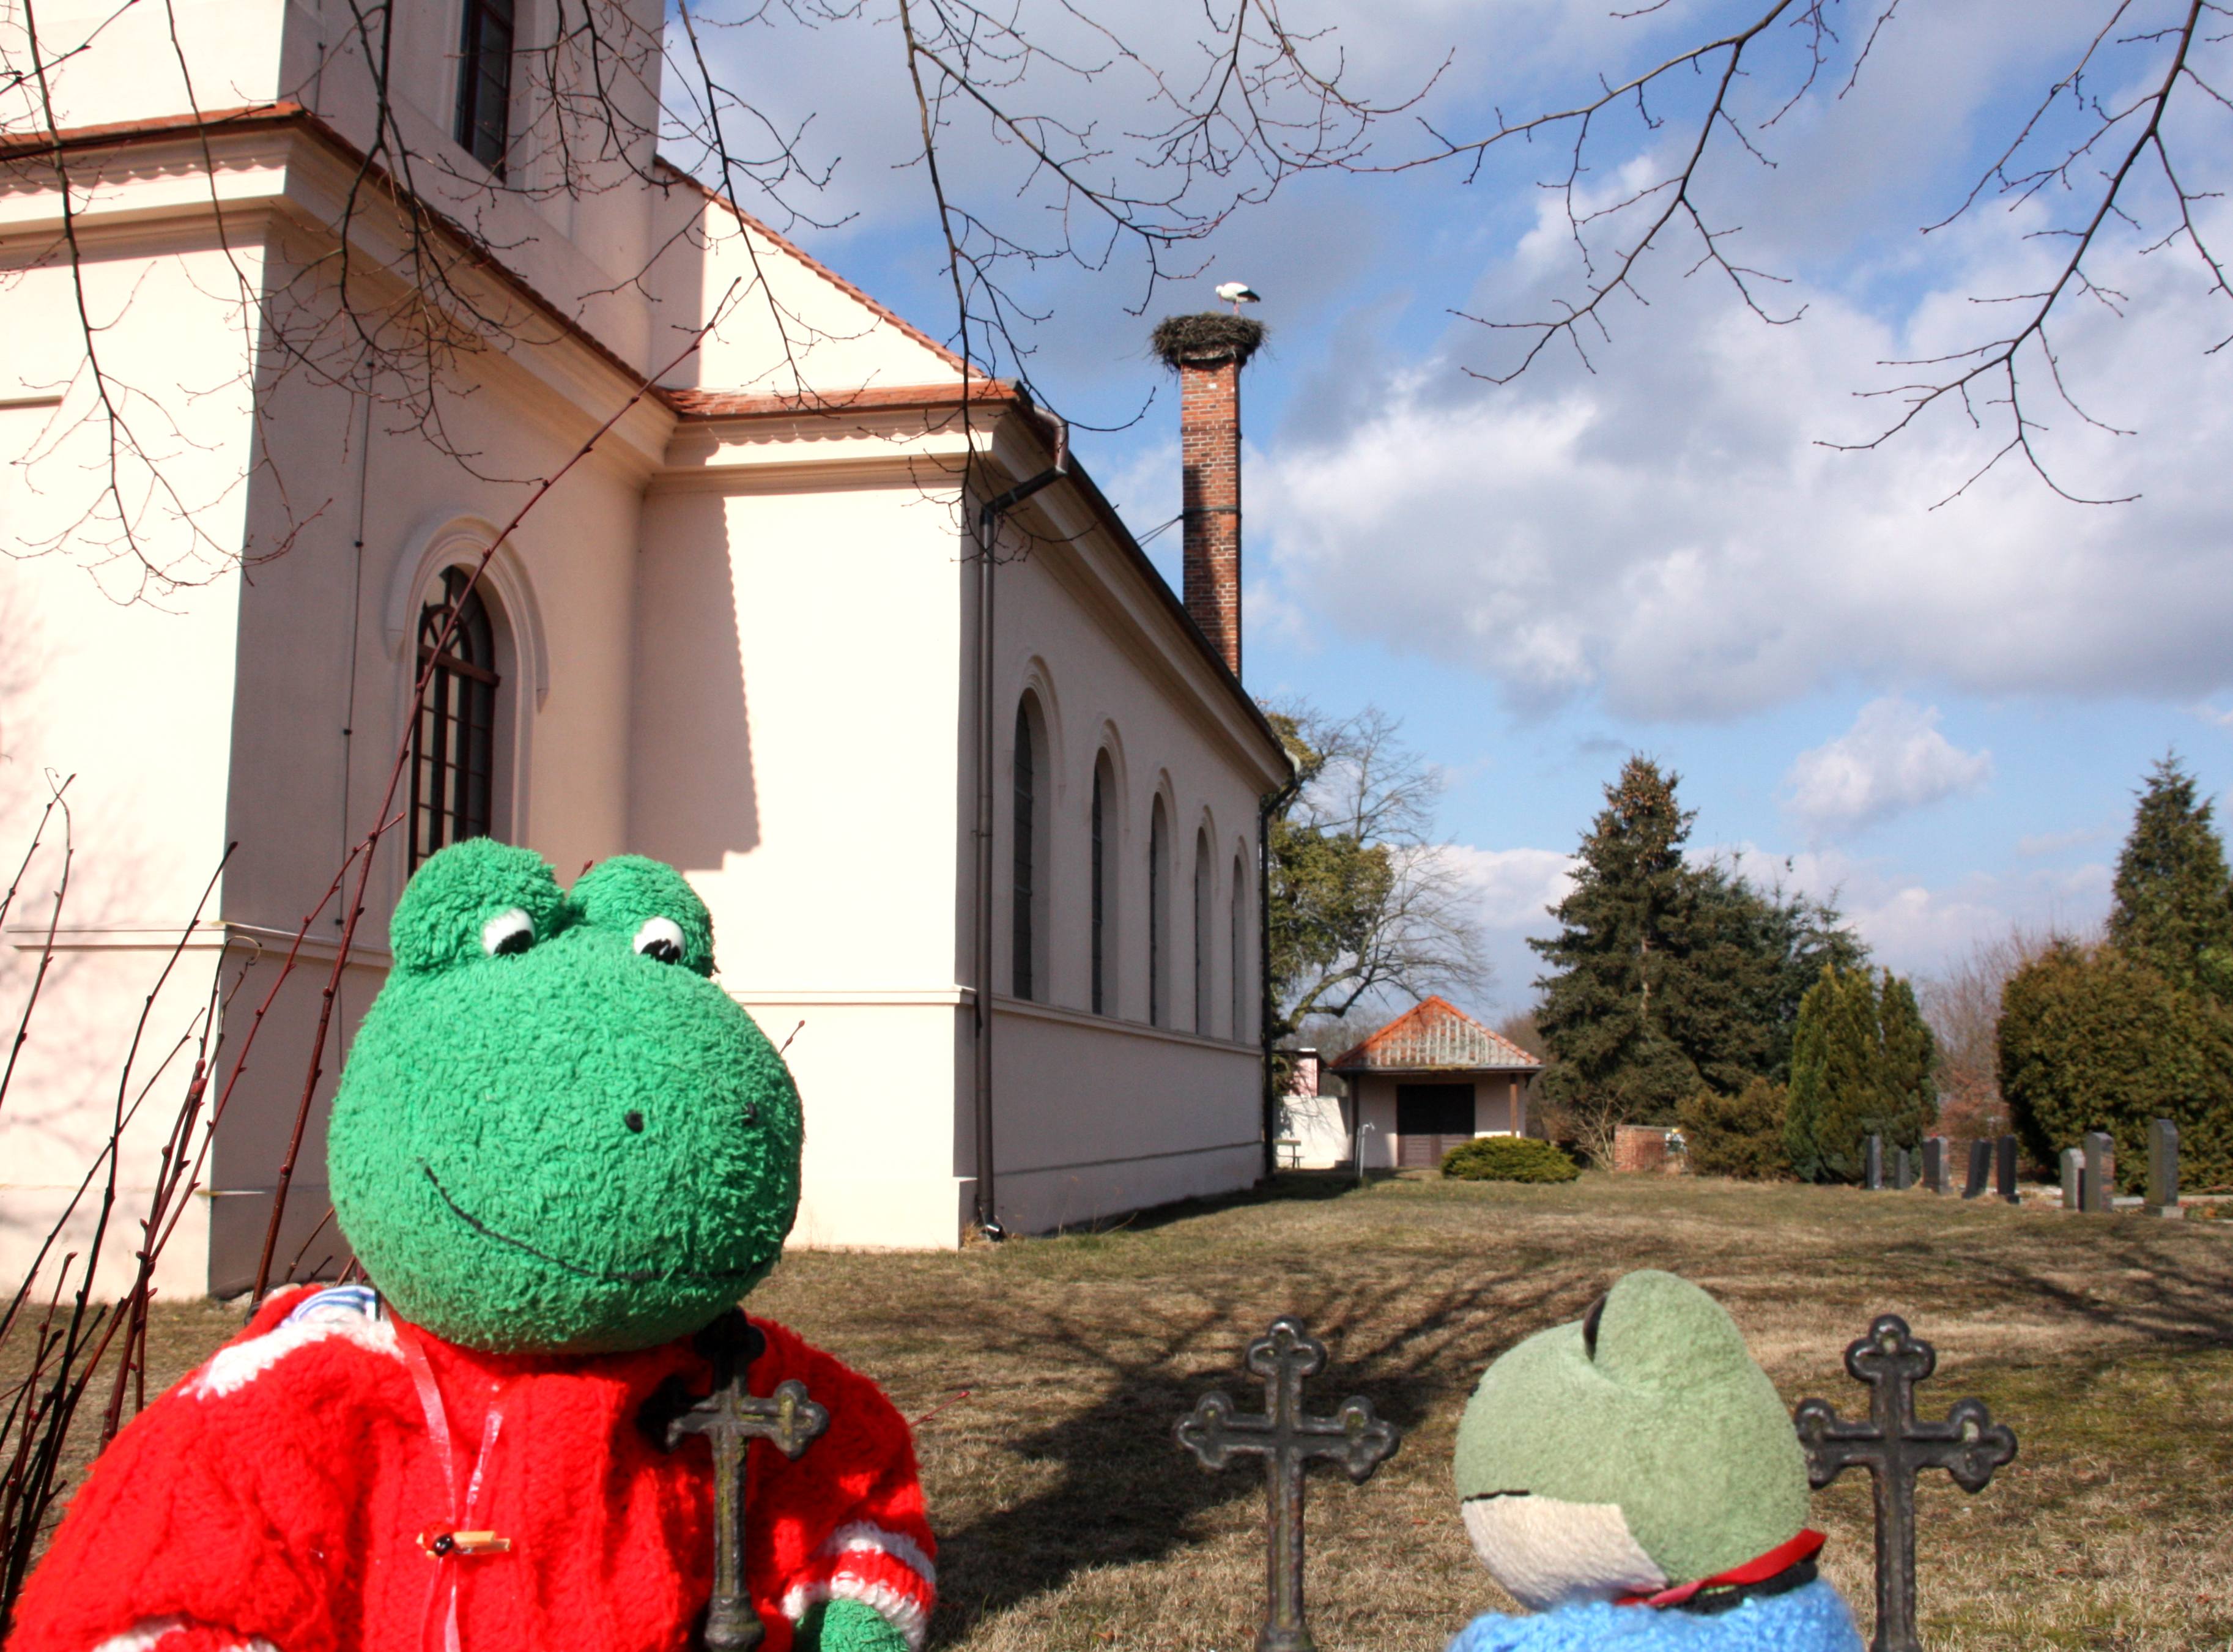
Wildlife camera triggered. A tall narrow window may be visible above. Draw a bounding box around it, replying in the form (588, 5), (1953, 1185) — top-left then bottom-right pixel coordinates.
(454, 0), (516, 176)
(1012, 700), (1036, 1001)
(410, 567), (501, 871)
(1193, 829), (1211, 1032)
(1231, 853), (1246, 1040)
(1148, 798), (1169, 1026)
(1091, 757), (1109, 1014)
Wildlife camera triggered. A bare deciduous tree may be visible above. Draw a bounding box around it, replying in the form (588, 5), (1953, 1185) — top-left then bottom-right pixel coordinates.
(1919, 922), (2065, 1141)
(1267, 702), (1492, 1034)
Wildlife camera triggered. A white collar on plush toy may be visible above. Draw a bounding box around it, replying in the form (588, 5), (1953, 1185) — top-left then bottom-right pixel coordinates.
(1616, 1529), (1826, 1610)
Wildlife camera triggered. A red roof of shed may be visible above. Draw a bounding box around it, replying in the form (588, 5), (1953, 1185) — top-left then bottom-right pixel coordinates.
(1327, 996), (1541, 1074)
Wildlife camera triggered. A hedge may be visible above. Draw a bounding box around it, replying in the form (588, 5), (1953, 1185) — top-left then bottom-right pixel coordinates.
(1676, 1078), (1791, 1180)
(1440, 1136), (1581, 1183)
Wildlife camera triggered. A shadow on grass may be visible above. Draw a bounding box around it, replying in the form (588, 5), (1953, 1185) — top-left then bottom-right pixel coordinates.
(1041, 1169), (1404, 1238)
(925, 1258), (1576, 1645)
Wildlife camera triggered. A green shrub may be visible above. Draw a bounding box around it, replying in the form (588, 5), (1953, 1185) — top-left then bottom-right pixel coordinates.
(1440, 1136), (1580, 1183)
(1999, 941), (2233, 1195)
(1677, 1078), (1792, 1179)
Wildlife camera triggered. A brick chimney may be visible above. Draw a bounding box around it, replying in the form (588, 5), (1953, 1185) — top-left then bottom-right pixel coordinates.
(1151, 314), (1264, 677)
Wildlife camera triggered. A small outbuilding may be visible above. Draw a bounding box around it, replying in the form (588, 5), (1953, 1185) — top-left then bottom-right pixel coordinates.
(1328, 998), (1543, 1171)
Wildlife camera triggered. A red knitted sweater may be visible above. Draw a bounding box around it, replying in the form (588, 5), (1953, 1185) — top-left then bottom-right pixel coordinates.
(12, 1286), (935, 1652)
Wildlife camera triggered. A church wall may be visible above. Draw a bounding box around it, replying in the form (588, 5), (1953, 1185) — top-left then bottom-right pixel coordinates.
(202, 224), (657, 1289)
(631, 478), (971, 1248)
(0, 240), (267, 1300)
(642, 185), (962, 397)
(972, 484), (1281, 1235)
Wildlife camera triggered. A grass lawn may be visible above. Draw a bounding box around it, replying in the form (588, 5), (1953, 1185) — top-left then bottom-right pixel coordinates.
(34, 1171), (2233, 1650)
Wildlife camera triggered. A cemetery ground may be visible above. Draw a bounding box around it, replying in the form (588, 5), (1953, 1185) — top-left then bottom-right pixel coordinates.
(26, 1172), (2233, 1651)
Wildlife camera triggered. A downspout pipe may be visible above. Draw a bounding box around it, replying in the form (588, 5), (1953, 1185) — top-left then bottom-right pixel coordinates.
(971, 400), (1068, 1242)
(1257, 769), (1302, 1182)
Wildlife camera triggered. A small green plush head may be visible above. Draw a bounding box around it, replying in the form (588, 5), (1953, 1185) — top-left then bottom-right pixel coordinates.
(1452, 1270), (1809, 1608)
(328, 840), (802, 1354)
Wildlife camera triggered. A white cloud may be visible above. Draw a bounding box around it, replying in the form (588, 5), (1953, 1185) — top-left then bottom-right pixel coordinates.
(1782, 699), (1992, 837)
(1442, 843), (1575, 929)
(1246, 27), (2233, 725)
(1746, 844), (2111, 979)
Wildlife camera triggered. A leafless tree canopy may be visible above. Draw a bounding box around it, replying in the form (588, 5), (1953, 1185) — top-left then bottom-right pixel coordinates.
(1918, 922), (2065, 1139)
(1394, 0), (2233, 503)
(1268, 702), (1492, 1030)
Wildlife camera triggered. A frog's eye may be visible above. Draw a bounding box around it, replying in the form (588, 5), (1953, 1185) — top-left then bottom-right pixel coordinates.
(481, 908), (536, 958)
(633, 916), (686, 965)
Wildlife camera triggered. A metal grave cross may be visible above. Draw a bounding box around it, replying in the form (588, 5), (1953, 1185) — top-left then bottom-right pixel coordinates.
(1175, 1317), (1400, 1652)
(1794, 1314), (2016, 1652)
(647, 1308), (831, 1652)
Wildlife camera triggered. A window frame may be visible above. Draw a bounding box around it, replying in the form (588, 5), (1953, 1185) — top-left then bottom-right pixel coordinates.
(454, 0), (517, 177)
(1090, 756), (1111, 1015)
(1011, 697), (1045, 1001)
(409, 566), (503, 872)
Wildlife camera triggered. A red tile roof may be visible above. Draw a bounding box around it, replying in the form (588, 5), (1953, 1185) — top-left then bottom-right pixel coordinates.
(1327, 996), (1541, 1074)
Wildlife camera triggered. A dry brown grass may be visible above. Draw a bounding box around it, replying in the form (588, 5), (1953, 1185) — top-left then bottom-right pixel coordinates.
(32, 1172), (2233, 1650)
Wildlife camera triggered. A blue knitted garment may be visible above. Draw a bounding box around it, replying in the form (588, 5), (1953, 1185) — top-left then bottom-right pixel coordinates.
(1445, 1580), (1863, 1652)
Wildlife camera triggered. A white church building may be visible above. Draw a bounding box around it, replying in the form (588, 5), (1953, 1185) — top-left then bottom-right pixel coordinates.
(0, 0), (1289, 1297)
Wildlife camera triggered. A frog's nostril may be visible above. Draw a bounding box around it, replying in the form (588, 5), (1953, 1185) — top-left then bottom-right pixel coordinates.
(624, 1111), (646, 1133)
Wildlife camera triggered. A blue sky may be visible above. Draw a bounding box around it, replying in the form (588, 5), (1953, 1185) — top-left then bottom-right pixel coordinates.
(687, 0), (2233, 1016)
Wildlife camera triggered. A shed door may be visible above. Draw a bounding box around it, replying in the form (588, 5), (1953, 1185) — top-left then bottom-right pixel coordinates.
(1396, 1082), (1475, 1169)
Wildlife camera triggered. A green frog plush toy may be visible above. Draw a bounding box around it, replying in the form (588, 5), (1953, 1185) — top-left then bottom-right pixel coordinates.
(16, 841), (931, 1652)
(1447, 1270), (1861, 1651)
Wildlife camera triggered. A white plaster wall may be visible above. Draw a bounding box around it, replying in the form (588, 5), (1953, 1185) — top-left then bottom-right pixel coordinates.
(1276, 1091), (1351, 1169)
(0, 246), (259, 1299)
(642, 187), (960, 396)
(629, 480), (970, 1246)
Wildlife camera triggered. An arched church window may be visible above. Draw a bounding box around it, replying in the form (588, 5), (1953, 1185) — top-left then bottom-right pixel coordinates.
(1091, 753), (1115, 1015)
(1148, 796), (1171, 1027)
(410, 566), (502, 871)
(1012, 696), (1047, 1001)
(1193, 828), (1212, 1033)
(1231, 853), (1246, 1040)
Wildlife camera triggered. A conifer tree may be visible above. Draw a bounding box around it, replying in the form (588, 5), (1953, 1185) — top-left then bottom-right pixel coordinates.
(1533, 758), (1706, 1135)
(2107, 755), (2233, 998)
(1533, 757), (1870, 1157)
(1785, 965), (1936, 1182)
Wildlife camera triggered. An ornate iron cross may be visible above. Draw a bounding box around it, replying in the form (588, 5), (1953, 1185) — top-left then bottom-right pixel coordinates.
(1175, 1317), (1400, 1652)
(646, 1309), (831, 1652)
(1794, 1314), (2016, 1652)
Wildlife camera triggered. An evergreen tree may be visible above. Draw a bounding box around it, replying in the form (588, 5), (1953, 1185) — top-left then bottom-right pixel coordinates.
(1533, 758), (1872, 1150)
(2000, 940), (2233, 1194)
(2107, 754), (2233, 997)
(1785, 965), (1936, 1182)
(1533, 758), (1707, 1127)
(1876, 971), (1938, 1146)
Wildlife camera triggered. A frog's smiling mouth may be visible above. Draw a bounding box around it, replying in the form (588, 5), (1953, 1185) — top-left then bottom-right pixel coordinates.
(421, 1163), (765, 1286)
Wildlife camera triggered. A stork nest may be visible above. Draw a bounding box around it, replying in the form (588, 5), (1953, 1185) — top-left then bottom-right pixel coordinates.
(1150, 313), (1266, 369)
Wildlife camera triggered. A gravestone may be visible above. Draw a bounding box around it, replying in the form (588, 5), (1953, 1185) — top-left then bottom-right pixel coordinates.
(2061, 1147), (2083, 1211)
(2147, 1118), (2181, 1218)
(1994, 1135), (2020, 1204)
(1961, 1139), (1990, 1199)
(1922, 1136), (1950, 1195)
(1865, 1135), (1884, 1191)
(2082, 1130), (2115, 1215)
(1892, 1147), (1913, 1190)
